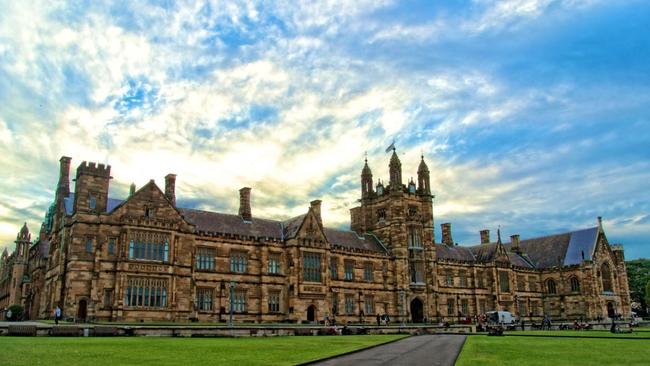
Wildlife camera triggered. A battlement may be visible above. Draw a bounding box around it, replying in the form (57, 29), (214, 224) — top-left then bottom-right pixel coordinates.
(611, 244), (624, 251)
(76, 161), (112, 178)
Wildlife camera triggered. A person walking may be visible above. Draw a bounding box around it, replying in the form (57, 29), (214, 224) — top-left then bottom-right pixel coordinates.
(376, 314), (381, 326)
(55, 305), (61, 325)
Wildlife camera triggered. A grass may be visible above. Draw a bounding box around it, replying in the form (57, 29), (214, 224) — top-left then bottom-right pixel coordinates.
(457, 331), (650, 366)
(0, 334), (407, 366)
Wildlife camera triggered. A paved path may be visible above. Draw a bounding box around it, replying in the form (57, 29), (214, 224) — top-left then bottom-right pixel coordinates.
(310, 334), (467, 366)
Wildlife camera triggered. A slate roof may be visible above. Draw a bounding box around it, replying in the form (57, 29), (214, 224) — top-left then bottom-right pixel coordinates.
(178, 208), (387, 253)
(179, 208), (284, 239)
(438, 227), (600, 269)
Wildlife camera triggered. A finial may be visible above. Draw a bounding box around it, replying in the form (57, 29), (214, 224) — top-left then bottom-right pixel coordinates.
(497, 225), (502, 243)
(364, 151), (368, 163)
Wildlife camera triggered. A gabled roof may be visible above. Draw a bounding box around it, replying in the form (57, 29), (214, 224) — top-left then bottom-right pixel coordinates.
(282, 214), (307, 239)
(443, 226), (600, 269)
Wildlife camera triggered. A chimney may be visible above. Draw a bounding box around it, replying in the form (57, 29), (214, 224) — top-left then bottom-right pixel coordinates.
(57, 156), (72, 199)
(165, 174), (176, 206)
(480, 229), (490, 244)
(441, 223), (453, 246)
(510, 234), (520, 252)
(310, 200), (322, 227)
(129, 183), (136, 197)
(239, 187), (252, 222)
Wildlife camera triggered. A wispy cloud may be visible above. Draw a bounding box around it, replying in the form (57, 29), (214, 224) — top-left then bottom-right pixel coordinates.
(0, 0), (648, 259)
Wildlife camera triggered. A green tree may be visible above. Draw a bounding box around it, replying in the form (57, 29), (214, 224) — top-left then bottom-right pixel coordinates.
(627, 259), (650, 316)
(645, 280), (650, 314)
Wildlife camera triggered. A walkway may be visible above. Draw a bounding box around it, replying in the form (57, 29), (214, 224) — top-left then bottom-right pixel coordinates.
(309, 334), (467, 366)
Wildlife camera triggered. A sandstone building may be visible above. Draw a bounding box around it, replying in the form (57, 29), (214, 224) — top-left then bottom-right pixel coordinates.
(0, 152), (631, 323)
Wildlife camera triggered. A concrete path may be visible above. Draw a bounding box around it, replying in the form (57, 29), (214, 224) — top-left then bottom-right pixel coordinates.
(310, 334), (467, 366)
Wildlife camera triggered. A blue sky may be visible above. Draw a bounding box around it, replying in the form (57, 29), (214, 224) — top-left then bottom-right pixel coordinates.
(0, 0), (649, 259)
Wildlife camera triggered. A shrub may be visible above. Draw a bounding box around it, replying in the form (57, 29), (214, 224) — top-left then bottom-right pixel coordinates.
(7, 304), (24, 321)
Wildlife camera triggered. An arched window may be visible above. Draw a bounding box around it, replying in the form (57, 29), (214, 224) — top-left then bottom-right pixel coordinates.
(570, 277), (580, 293)
(546, 279), (557, 295)
(601, 263), (613, 293)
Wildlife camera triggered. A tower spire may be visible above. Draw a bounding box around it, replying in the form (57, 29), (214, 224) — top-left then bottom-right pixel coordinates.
(361, 155), (374, 199)
(389, 149), (402, 191)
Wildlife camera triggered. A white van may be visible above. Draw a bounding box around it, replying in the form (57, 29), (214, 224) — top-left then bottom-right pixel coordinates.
(486, 311), (515, 325)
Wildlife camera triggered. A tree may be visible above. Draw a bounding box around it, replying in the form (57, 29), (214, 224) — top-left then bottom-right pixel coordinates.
(626, 259), (650, 317)
(645, 280), (650, 315)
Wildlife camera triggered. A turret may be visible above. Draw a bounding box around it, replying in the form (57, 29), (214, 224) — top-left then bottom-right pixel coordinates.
(15, 222), (30, 258)
(417, 155), (431, 195)
(389, 148), (402, 191)
(73, 161), (112, 214)
(361, 158), (374, 199)
(56, 156), (72, 200)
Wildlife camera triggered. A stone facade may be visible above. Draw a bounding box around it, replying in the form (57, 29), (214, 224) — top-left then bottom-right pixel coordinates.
(0, 151), (631, 323)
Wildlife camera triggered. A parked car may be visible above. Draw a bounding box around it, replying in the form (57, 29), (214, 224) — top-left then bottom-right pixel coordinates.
(486, 311), (515, 325)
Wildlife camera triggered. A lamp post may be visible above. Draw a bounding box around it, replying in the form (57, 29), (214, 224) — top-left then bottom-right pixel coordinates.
(229, 280), (235, 327)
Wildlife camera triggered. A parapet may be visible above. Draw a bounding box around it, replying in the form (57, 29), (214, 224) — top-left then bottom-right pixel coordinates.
(76, 161), (112, 178)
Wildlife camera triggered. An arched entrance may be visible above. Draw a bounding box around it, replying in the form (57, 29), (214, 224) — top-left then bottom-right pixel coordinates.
(307, 305), (316, 323)
(410, 298), (424, 323)
(77, 299), (87, 322)
(607, 302), (616, 319)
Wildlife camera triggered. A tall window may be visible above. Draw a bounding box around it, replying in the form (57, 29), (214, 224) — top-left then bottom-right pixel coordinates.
(477, 271), (484, 288)
(345, 294), (355, 315)
(364, 295), (374, 315)
(125, 277), (168, 308)
(128, 232), (170, 262)
(268, 254), (281, 274)
(196, 288), (213, 311)
(546, 279), (557, 294)
(330, 257), (338, 279)
(303, 252), (322, 282)
(499, 271), (510, 292)
(517, 275), (526, 291)
(445, 269), (454, 287)
(268, 291), (280, 313)
(230, 251), (248, 273)
(461, 299), (469, 315)
(364, 262), (374, 282)
(410, 261), (424, 284)
(447, 298), (455, 316)
(479, 299), (486, 315)
(601, 263), (613, 293)
(528, 276), (537, 292)
(103, 289), (113, 308)
(195, 247), (216, 271)
(332, 292), (339, 315)
(88, 195), (96, 210)
(233, 290), (246, 313)
(344, 260), (354, 281)
(85, 237), (93, 253)
(408, 227), (422, 248)
(570, 277), (580, 293)
(518, 302), (527, 317)
(107, 238), (116, 255)
(459, 270), (467, 287)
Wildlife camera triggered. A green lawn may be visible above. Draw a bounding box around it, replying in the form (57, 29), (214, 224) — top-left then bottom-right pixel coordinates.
(0, 335), (406, 366)
(457, 332), (650, 366)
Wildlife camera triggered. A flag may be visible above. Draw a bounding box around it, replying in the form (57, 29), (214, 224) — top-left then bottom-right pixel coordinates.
(385, 141), (395, 153)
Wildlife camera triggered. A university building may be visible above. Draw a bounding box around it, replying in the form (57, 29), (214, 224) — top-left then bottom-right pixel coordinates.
(0, 151), (631, 323)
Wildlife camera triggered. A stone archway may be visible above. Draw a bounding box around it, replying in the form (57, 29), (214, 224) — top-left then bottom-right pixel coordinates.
(410, 298), (424, 323)
(77, 299), (88, 322)
(307, 304), (317, 323)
